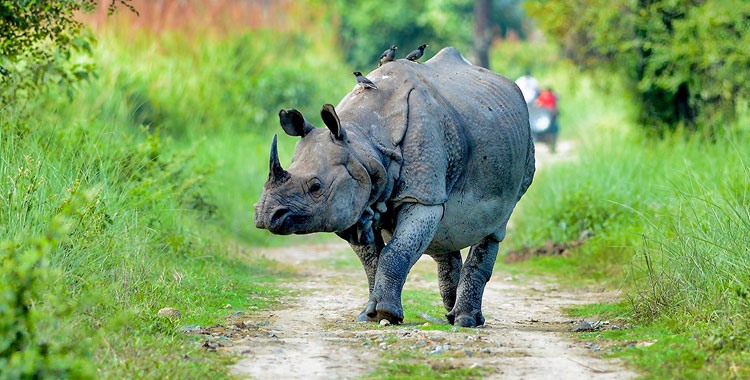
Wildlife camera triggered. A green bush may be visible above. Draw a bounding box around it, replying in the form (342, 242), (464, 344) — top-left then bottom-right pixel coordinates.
(334, 0), (474, 68)
(0, 0), (135, 102)
(525, 0), (750, 135)
(1, 219), (93, 380)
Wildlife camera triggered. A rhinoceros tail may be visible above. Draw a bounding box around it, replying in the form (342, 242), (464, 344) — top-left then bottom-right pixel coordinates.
(517, 131), (536, 201)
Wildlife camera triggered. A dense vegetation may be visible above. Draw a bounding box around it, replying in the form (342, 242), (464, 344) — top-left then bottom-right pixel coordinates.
(334, 0), (528, 68)
(1, 1), (748, 379)
(526, 0), (750, 136)
(1, 3), (342, 378)
(0, 0), (136, 100)
(496, 42), (750, 378)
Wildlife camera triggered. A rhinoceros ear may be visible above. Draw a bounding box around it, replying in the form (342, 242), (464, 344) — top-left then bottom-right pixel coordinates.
(321, 104), (346, 141)
(279, 109), (314, 137)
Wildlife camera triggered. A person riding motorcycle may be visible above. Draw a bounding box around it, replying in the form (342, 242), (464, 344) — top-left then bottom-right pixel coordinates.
(529, 87), (559, 153)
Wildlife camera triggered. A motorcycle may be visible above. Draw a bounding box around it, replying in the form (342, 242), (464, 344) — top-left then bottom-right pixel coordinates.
(528, 104), (558, 153)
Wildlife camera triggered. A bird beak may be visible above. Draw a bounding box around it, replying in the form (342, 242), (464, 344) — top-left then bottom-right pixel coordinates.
(395, 47), (398, 49)
(426, 44), (430, 47)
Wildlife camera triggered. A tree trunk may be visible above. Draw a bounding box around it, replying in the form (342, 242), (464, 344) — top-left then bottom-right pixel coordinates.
(474, 0), (492, 68)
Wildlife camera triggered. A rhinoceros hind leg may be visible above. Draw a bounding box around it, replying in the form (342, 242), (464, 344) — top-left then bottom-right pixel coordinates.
(446, 309), (485, 327)
(447, 237), (498, 327)
(433, 251), (462, 311)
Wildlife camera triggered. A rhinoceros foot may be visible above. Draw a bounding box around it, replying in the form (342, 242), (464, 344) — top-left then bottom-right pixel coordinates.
(446, 308), (485, 328)
(357, 308), (378, 322)
(365, 300), (404, 324)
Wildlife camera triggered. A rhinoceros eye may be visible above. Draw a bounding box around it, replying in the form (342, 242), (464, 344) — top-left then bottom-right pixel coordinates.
(307, 179), (324, 197)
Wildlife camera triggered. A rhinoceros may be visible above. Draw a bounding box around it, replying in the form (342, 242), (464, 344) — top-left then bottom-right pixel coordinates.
(254, 47), (535, 327)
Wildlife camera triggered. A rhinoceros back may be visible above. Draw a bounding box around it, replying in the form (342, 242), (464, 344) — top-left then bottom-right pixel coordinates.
(336, 47), (534, 234)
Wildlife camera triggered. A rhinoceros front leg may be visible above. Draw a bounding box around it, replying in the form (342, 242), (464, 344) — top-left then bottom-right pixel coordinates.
(348, 233), (384, 322)
(446, 237), (499, 327)
(432, 251), (462, 311)
(365, 203), (442, 324)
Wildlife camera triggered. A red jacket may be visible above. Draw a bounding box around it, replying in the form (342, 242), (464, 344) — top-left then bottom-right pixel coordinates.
(535, 91), (557, 110)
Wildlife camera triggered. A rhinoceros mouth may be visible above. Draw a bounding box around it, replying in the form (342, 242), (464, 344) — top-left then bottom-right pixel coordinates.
(268, 208), (311, 234)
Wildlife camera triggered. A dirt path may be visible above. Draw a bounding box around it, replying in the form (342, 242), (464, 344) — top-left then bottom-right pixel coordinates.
(228, 242), (638, 379)
(535, 139), (577, 168)
(227, 139), (636, 379)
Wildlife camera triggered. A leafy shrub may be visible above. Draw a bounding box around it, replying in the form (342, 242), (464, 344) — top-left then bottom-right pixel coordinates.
(525, 0), (750, 135)
(0, 0), (135, 102)
(0, 162), (100, 380)
(335, 0), (474, 67)
(0, 236), (92, 380)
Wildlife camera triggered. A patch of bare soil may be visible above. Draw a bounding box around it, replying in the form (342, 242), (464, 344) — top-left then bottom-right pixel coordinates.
(219, 243), (638, 380)
(504, 230), (592, 263)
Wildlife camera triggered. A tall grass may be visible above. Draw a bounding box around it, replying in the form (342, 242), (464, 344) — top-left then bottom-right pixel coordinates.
(1, 93), (290, 377)
(1, 16), (351, 376)
(72, 24), (354, 242)
(632, 141), (750, 323)
(501, 47), (750, 373)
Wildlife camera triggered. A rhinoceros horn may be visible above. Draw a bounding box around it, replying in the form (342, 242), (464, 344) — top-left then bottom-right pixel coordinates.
(268, 134), (289, 183)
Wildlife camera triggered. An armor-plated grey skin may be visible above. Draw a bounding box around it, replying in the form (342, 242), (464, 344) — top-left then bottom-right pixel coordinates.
(254, 47), (535, 327)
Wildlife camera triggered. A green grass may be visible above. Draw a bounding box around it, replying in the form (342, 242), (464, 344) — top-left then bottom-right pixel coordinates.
(370, 361), (483, 380)
(569, 302), (750, 379)
(1, 24), (345, 379)
(3, 12), (748, 379)
(497, 46), (750, 377)
(401, 289), (462, 332)
(0, 93), (295, 377)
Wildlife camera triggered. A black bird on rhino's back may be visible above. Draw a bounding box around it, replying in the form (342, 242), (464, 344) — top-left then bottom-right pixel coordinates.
(405, 44), (429, 62)
(379, 45), (398, 67)
(353, 71), (378, 90)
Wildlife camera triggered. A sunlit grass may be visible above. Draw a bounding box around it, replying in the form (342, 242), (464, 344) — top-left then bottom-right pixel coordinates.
(503, 94), (750, 378)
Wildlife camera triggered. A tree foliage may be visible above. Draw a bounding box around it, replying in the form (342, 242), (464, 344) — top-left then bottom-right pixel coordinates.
(526, 0), (750, 135)
(492, 0), (527, 39)
(335, 0), (474, 68)
(334, 0), (528, 69)
(0, 0), (135, 100)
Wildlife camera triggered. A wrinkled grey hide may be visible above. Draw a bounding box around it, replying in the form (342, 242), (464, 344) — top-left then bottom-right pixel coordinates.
(254, 47), (535, 327)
